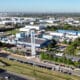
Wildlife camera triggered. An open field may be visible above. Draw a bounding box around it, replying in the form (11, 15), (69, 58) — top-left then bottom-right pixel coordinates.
(0, 57), (80, 80)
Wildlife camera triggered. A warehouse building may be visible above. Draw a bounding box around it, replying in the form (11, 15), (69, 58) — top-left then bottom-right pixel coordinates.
(20, 25), (46, 32)
(16, 37), (51, 48)
(57, 30), (80, 36)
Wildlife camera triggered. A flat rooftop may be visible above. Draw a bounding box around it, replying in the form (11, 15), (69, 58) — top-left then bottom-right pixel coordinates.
(18, 37), (47, 44)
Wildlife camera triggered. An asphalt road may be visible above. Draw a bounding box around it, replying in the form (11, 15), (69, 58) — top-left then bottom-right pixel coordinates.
(0, 51), (80, 77)
(7, 55), (80, 76)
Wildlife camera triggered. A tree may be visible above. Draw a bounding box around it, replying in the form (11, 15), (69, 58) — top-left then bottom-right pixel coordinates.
(64, 24), (72, 30)
(46, 26), (57, 31)
(64, 45), (76, 56)
(62, 40), (67, 44)
(64, 37), (80, 56)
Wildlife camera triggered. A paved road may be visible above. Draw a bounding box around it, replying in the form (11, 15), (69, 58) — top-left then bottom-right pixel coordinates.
(7, 55), (80, 76)
(0, 51), (80, 77)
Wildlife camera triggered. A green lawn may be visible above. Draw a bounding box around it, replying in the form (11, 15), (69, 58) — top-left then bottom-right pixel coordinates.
(0, 58), (80, 80)
(5, 29), (20, 35)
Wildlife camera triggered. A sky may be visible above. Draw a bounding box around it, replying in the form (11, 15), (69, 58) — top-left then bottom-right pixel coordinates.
(0, 0), (80, 13)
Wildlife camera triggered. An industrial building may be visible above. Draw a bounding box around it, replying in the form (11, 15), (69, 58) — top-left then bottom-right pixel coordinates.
(16, 37), (50, 48)
(57, 30), (80, 36)
(0, 32), (51, 49)
(20, 25), (46, 32)
(15, 31), (50, 48)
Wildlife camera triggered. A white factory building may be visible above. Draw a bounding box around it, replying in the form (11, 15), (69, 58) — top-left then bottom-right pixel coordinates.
(0, 17), (25, 25)
(42, 34), (53, 40)
(49, 32), (64, 37)
(42, 30), (80, 42)
(0, 33), (51, 49)
(20, 25), (46, 32)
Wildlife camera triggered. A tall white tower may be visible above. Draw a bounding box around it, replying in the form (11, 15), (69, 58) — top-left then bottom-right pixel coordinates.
(31, 29), (36, 56)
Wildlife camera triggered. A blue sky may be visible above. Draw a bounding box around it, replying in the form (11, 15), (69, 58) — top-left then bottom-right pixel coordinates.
(0, 0), (80, 13)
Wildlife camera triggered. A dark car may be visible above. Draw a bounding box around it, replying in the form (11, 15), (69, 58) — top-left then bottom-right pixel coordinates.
(0, 69), (6, 73)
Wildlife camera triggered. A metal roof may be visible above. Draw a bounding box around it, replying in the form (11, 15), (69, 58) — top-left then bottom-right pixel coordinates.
(18, 37), (48, 44)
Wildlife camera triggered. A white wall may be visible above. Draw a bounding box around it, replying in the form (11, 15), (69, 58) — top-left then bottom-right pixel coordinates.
(49, 32), (64, 37)
(43, 35), (53, 40)
(25, 25), (40, 30)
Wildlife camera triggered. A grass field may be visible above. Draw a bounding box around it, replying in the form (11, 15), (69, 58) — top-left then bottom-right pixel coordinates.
(5, 29), (20, 35)
(0, 57), (80, 80)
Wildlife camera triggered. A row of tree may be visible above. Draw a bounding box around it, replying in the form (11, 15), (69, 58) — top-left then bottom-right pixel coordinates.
(40, 52), (80, 67)
(45, 24), (80, 31)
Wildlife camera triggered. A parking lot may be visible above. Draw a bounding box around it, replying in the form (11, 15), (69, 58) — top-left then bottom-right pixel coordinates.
(0, 50), (80, 77)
